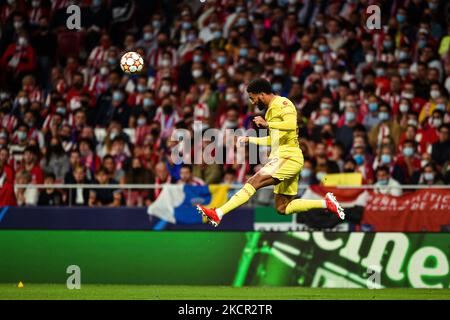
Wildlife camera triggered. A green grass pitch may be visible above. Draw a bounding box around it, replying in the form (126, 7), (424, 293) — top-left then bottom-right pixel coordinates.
(1, 284), (449, 300)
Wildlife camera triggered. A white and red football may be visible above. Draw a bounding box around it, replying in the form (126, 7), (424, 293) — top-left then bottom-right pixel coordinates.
(120, 51), (144, 74)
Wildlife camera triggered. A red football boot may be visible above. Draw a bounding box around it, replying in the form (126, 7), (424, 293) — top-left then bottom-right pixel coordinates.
(325, 192), (345, 220)
(196, 205), (221, 227)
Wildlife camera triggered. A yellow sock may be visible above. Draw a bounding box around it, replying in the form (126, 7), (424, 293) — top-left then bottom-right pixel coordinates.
(218, 183), (256, 216)
(285, 199), (326, 215)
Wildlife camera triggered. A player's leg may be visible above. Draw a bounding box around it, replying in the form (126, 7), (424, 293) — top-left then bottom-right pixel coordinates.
(273, 177), (327, 214)
(274, 193), (296, 214)
(218, 171), (278, 214)
(284, 196), (327, 214)
(196, 171), (279, 226)
(283, 193), (345, 219)
(273, 167), (345, 219)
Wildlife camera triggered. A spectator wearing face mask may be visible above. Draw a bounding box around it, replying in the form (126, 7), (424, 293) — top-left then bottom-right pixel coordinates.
(95, 71), (122, 125)
(66, 72), (91, 114)
(310, 97), (339, 127)
(299, 158), (318, 186)
(79, 138), (101, 176)
(1, 31), (37, 90)
(418, 162), (444, 185)
(422, 109), (445, 147)
(13, 90), (30, 117)
(373, 143), (405, 184)
(87, 34), (111, 70)
(401, 82), (426, 114)
(88, 62), (110, 97)
(336, 102), (359, 156)
(17, 145), (43, 184)
(398, 121), (427, 154)
(374, 166), (402, 197)
(352, 145), (374, 185)
(126, 75), (149, 108)
(110, 89), (131, 128)
(147, 32), (179, 69)
(21, 74), (43, 104)
(368, 104), (401, 152)
(418, 83), (446, 123)
(136, 24), (156, 54)
(395, 140), (422, 184)
(14, 169), (38, 206)
(154, 98), (180, 140)
(41, 138), (69, 182)
(362, 94), (382, 131)
(396, 98), (413, 125)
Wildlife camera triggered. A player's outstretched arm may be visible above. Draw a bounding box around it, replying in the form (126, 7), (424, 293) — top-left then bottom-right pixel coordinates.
(247, 136), (271, 146)
(237, 135), (271, 146)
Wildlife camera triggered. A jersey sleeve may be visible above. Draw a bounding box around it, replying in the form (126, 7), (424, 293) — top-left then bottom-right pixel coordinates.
(248, 135), (271, 146)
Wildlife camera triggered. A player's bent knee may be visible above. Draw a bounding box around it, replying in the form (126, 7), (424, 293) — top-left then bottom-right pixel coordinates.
(275, 204), (287, 215)
(246, 174), (264, 189)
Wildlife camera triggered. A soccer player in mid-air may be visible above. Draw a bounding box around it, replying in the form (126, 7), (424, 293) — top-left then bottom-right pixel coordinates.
(196, 78), (345, 227)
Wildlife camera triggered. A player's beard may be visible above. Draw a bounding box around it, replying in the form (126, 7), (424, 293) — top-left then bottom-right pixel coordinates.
(255, 98), (266, 111)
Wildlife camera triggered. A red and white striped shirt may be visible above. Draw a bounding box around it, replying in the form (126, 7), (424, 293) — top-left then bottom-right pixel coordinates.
(88, 74), (109, 97)
(51, 0), (71, 11)
(88, 46), (109, 70)
(28, 7), (49, 26)
(0, 114), (17, 134)
(147, 47), (179, 69)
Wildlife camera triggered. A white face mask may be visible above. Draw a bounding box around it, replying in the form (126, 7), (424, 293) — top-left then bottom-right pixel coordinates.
(13, 21), (23, 30)
(399, 104), (409, 113)
(160, 85), (171, 94)
(224, 120), (238, 128)
(137, 118), (146, 126)
(402, 92), (414, 99)
(407, 119), (418, 127)
(430, 90), (440, 99)
(314, 65), (324, 73)
(18, 37), (27, 46)
(432, 118), (442, 128)
(365, 54), (375, 63)
(100, 67), (109, 76)
(161, 59), (171, 67)
(18, 97), (28, 106)
(192, 69), (202, 78)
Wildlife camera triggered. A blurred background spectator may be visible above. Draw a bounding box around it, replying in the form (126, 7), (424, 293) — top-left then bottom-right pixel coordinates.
(0, 0), (448, 207)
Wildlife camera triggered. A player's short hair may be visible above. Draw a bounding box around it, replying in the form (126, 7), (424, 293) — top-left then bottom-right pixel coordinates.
(247, 78), (272, 94)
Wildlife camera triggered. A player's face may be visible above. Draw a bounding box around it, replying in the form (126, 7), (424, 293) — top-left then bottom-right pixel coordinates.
(248, 93), (266, 110)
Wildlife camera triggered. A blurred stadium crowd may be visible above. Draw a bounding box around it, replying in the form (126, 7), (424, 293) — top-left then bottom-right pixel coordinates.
(0, 0), (449, 207)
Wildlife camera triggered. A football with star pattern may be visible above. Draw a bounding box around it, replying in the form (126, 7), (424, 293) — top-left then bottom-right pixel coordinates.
(120, 51), (144, 74)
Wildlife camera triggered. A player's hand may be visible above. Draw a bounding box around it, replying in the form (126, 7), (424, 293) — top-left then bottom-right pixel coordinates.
(253, 116), (268, 128)
(236, 136), (249, 147)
